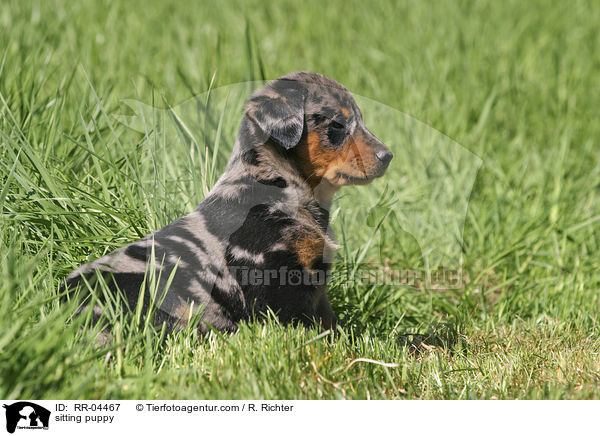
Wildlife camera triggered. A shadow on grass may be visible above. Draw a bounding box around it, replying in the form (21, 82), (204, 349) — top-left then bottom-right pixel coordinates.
(396, 322), (464, 355)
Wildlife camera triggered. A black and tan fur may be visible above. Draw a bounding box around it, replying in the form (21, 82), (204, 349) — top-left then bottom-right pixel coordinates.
(63, 72), (393, 334)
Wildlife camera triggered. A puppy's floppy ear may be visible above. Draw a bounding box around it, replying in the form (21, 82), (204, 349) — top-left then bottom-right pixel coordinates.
(245, 79), (306, 150)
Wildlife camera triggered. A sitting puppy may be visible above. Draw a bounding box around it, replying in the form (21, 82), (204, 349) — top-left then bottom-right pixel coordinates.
(63, 71), (393, 333)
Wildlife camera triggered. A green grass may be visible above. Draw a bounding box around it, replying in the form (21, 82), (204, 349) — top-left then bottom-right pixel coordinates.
(1, 0), (599, 399)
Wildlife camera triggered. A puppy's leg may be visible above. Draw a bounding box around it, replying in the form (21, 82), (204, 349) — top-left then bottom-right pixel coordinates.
(315, 292), (337, 330)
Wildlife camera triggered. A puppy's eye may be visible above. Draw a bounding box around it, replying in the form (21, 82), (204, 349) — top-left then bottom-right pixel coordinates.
(330, 121), (345, 130)
(327, 121), (347, 145)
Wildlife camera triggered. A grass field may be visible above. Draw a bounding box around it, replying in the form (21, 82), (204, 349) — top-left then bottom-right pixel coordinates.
(1, 0), (599, 399)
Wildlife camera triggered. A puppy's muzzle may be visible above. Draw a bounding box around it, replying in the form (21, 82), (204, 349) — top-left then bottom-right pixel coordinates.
(364, 130), (393, 178)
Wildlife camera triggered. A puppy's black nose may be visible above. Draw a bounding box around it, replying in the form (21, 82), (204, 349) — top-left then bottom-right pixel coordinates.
(375, 150), (393, 165)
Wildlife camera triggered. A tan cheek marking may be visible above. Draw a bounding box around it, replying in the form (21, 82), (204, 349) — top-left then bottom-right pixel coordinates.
(294, 237), (325, 270)
(308, 132), (338, 172)
(327, 134), (378, 180)
(297, 131), (377, 185)
(296, 131), (339, 186)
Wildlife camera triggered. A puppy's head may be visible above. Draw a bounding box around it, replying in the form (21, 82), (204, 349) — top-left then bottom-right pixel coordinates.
(243, 71), (393, 188)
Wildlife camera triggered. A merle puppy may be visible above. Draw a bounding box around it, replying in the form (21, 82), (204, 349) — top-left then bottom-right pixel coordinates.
(64, 71), (393, 333)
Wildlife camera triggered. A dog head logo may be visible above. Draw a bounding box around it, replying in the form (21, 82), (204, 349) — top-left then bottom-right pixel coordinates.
(3, 402), (50, 433)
